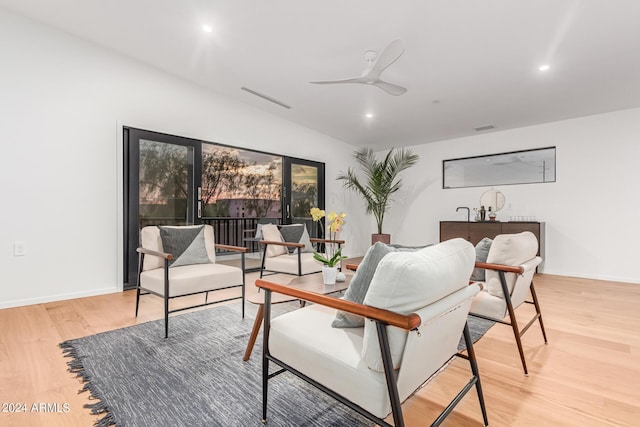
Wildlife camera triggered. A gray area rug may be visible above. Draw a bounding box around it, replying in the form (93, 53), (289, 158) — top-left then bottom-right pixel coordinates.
(60, 302), (494, 427)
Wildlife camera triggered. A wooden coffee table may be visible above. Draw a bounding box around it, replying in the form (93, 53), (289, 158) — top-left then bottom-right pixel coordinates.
(242, 272), (352, 361)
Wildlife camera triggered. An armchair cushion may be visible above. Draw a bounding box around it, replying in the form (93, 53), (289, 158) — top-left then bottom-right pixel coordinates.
(158, 225), (211, 268)
(485, 231), (538, 298)
(278, 224), (314, 253)
(139, 262), (242, 297)
(261, 224), (288, 257)
(361, 238), (475, 372)
(263, 252), (322, 275)
(332, 242), (426, 329)
(269, 304), (391, 418)
(470, 237), (493, 281)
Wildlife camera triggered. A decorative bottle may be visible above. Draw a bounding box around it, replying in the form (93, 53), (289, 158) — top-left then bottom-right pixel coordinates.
(488, 207), (497, 221)
(479, 205), (486, 221)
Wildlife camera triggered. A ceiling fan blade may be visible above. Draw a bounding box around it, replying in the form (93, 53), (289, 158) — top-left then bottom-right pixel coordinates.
(368, 39), (404, 78)
(309, 77), (367, 85)
(309, 40), (406, 95)
(374, 81), (407, 96)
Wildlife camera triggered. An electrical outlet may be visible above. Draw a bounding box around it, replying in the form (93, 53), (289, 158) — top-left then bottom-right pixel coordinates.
(14, 242), (26, 256)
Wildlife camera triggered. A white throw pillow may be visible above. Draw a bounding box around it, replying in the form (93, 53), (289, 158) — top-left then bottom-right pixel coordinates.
(260, 224), (287, 257)
(361, 238), (475, 372)
(485, 232), (538, 298)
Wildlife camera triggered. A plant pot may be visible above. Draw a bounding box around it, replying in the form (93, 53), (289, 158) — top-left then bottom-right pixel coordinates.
(371, 233), (391, 245)
(322, 265), (338, 285)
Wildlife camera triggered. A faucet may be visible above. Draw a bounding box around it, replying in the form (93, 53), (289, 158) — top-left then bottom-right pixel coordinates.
(456, 206), (470, 222)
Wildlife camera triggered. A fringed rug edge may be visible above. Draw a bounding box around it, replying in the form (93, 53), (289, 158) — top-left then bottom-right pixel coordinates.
(59, 340), (116, 427)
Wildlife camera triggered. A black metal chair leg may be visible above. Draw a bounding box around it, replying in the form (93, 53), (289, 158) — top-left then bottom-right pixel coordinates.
(135, 287), (141, 317)
(260, 245), (268, 278)
(163, 258), (170, 339)
(262, 290), (272, 423)
(136, 252), (144, 317)
(463, 323), (489, 426)
(376, 322), (405, 427)
(262, 359), (269, 423)
(164, 295), (169, 339)
(241, 253), (246, 318)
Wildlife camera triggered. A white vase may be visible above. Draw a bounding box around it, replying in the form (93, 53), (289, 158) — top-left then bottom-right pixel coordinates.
(322, 265), (338, 285)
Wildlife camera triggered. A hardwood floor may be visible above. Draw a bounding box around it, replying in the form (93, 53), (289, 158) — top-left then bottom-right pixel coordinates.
(1, 273), (639, 426)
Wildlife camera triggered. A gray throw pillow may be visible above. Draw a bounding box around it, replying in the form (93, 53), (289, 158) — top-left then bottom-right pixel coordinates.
(254, 223), (264, 240)
(158, 225), (212, 268)
(470, 237), (493, 281)
(332, 242), (427, 328)
(278, 224), (314, 253)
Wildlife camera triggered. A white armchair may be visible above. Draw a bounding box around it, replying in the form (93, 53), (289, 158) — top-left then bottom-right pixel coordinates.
(257, 238), (489, 427)
(136, 225), (248, 338)
(470, 231), (548, 375)
(258, 223), (344, 277)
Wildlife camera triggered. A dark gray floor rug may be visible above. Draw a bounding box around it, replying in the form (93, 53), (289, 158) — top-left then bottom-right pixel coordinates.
(60, 302), (494, 427)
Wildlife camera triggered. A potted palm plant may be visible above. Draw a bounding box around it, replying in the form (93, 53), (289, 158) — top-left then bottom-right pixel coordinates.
(337, 147), (419, 244)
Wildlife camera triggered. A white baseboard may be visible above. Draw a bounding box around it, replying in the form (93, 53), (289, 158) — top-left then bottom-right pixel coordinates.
(0, 286), (121, 310)
(540, 270), (639, 285)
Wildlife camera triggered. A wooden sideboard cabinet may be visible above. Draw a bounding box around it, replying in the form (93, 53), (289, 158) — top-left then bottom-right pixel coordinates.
(440, 221), (545, 257)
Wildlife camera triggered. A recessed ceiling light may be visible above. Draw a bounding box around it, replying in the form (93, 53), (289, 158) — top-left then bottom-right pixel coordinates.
(202, 25), (213, 33)
(365, 113), (374, 119)
(538, 64), (550, 72)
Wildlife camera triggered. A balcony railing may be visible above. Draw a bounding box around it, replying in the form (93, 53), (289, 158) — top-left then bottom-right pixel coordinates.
(139, 217), (320, 254)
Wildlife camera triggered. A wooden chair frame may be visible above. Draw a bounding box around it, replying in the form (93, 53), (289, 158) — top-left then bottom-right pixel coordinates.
(472, 261), (548, 375)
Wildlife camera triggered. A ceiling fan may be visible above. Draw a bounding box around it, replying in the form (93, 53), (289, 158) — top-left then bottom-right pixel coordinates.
(310, 39), (407, 96)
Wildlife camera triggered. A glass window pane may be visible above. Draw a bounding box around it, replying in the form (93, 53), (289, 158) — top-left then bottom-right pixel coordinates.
(290, 164), (318, 219)
(201, 144), (282, 219)
(443, 147), (556, 188)
(139, 139), (194, 226)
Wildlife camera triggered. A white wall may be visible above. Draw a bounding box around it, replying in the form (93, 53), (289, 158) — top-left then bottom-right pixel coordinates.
(0, 9), (368, 308)
(386, 108), (640, 283)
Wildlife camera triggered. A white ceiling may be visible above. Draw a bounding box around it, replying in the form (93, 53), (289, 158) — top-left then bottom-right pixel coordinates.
(2, 0), (640, 150)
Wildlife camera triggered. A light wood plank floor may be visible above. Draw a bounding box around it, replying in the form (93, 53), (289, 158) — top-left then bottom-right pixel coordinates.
(1, 273), (639, 426)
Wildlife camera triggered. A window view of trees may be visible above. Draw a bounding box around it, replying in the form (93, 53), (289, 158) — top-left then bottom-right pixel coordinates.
(290, 164), (318, 218)
(139, 140), (192, 221)
(138, 140), (282, 221)
(201, 145), (282, 218)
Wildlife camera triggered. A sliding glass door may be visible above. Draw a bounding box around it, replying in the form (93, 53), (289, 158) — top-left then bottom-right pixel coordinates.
(124, 128), (325, 287)
(283, 158), (325, 238)
(124, 129), (202, 287)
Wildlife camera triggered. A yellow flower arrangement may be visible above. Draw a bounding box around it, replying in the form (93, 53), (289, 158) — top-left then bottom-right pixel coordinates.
(310, 207), (347, 267)
(310, 207), (325, 222)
